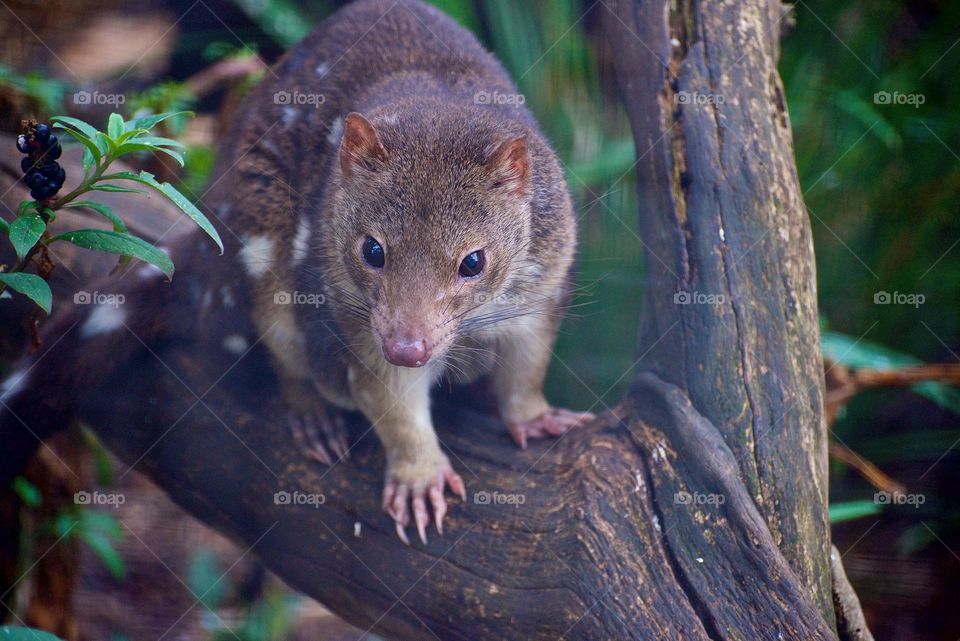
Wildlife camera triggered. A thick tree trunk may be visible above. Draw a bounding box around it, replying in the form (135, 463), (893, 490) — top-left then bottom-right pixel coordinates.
(1, 1), (867, 639)
(602, 0), (834, 623)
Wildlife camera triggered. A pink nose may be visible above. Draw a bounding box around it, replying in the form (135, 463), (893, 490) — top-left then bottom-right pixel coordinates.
(382, 337), (430, 367)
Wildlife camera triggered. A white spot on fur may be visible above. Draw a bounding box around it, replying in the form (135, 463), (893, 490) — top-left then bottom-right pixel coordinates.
(222, 334), (249, 354)
(82, 305), (127, 338)
(1, 369), (29, 403)
(239, 235), (275, 278)
(315, 61), (329, 76)
(282, 107), (298, 127)
(326, 117), (343, 146)
(219, 286), (236, 308)
(719, 226), (726, 242)
(353, 522), (362, 538)
(292, 218), (311, 265)
(260, 138), (279, 155)
(382, 113), (399, 126)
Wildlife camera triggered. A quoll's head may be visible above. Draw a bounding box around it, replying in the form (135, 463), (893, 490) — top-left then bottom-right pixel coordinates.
(327, 110), (534, 368)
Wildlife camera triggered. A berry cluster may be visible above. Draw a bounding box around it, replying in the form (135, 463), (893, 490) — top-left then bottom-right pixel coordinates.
(17, 122), (65, 202)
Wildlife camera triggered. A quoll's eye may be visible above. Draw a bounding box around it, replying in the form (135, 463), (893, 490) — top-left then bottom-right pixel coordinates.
(362, 236), (385, 268)
(458, 250), (485, 278)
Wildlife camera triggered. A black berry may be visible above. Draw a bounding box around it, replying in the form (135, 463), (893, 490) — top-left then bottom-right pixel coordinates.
(24, 171), (46, 189)
(43, 135), (62, 160)
(19, 122), (65, 201)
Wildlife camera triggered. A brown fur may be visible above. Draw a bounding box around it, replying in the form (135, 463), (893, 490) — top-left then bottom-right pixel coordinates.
(206, 0), (581, 525)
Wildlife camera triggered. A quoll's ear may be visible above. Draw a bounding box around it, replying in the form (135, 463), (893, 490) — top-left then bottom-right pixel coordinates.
(484, 135), (530, 196)
(339, 112), (389, 177)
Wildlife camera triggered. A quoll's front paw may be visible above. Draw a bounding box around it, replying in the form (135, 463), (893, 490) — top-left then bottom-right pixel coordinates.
(288, 406), (350, 465)
(507, 406), (595, 449)
(383, 455), (466, 545)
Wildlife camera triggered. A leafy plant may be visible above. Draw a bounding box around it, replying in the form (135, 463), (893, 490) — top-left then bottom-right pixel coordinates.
(188, 549), (300, 641)
(0, 626), (66, 641)
(2, 112), (223, 314)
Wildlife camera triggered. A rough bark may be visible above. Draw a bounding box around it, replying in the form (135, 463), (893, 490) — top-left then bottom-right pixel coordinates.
(602, 0), (834, 623)
(1, 1), (869, 639)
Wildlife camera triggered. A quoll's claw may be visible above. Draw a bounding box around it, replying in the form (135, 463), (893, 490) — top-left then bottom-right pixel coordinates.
(508, 407), (595, 449)
(289, 408), (351, 465)
(383, 459), (465, 544)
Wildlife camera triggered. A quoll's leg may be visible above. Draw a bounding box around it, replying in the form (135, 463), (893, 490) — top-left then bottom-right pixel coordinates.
(349, 362), (464, 544)
(284, 376), (350, 464)
(493, 315), (595, 449)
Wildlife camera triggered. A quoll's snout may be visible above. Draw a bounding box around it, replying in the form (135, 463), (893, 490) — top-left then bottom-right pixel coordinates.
(382, 335), (431, 367)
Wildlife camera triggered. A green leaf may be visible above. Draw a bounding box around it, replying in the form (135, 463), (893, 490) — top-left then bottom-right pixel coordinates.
(0, 273), (52, 312)
(0, 217), (8, 235)
(116, 127), (150, 143)
(91, 184), (146, 194)
(49, 229), (173, 278)
(822, 330), (960, 417)
(11, 476), (41, 508)
(80, 528), (126, 580)
(50, 115), (100, 141)
(94, 131), (112, 155)
(109, 171), (223, 253)
(124, 110), (194, 133)
(8, 212), (45, 260)
(53, 120), (102, 166)
(107, 113), (124, 140)
(64, 201), (127, 232)
(130, 135), (184, 149)
(81, 147), (95, 176)
(828, 500), (882, 523)
(16, 200), (37, 217)
(114, 142), (185, 167)
(0, 626), (67, 641)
